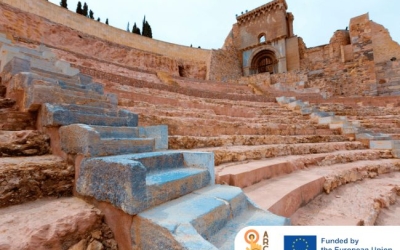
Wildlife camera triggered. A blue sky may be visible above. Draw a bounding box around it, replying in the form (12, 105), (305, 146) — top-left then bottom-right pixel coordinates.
(48, 0), (400, 49)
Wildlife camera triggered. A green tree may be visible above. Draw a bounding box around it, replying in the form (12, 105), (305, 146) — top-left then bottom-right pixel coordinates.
(89, 10), (94, 19)
(97, 17), (100, 22)
(82, 2), (89, 17)
(141, 16), (153, 38)
(60, 0), (67, 9)
(105, 18), (109, 25)
(132, 22), (141, 35)
(76, 1), (82, 14)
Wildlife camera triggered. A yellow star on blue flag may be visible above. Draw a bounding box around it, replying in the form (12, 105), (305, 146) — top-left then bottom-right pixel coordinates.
(284, 235), (317, 250)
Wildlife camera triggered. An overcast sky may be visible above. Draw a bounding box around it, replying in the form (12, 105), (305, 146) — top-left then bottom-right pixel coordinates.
(48, 0), (399, 49)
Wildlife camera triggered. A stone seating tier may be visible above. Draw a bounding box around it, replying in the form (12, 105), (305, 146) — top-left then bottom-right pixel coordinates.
(197, 141), (364, 166)
(215, 149), (391, 188)
(244, 159), (400, 217)
(291, 172), (400, 226)
(168, 134), (350, 149)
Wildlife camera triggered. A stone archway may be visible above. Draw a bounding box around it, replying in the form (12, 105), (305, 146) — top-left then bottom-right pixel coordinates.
(250, 50), (278, 75)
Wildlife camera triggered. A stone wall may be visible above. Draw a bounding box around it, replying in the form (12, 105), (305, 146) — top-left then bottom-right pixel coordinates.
(208, 47), (242, 82)
(236, 0), (288, 49)
(208, 28), (243, 82)
(371, 22), (400, 64)
(0, 0), (211, 79)
(286, 37), (300, 71)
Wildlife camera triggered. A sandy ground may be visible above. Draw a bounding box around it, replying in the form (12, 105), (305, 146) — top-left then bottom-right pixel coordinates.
(290, 172), (400, 225)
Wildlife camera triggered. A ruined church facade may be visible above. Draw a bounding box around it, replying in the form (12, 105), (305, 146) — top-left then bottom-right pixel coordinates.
(209, 0), (400, 97)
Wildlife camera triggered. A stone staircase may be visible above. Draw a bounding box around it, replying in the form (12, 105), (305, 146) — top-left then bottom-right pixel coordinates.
(0, 37), (118, 249)
(0, 35), (289, 249)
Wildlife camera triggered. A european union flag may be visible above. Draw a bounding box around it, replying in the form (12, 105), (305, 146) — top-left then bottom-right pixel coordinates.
(284, 235), (317, 250)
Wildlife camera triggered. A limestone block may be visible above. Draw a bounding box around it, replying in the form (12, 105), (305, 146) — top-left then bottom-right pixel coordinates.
(318, 116), (346, 125)
(275, 96), (296, 105)
(131, 185), (289, 249)
(287, 100), (308, 110)
(391, 149), (400, 158)
(77, 151), (214, 215)
(60, 124), (154, 157)
(40, 104), (138, 127)
(55, 60), (80, 76)
(182, 151), (215, 185)
(300, 106), (319, 115)
(391, 140), (400, 149)
(369, 140), (393, 150)
(310, 111), (335, 122)
(138, 125), (168, 150)
(77, 156), (148, 215)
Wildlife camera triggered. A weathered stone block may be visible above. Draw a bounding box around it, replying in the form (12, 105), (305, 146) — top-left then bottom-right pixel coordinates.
(369, 140), (393, 150)
(139, 125), (168, 150)
(40, 104), (138, 127)
(77, 151), (214, 215)
(131, 185), (289, 249)
(275, 96), (296, 105)
(60, 124), (154, 157)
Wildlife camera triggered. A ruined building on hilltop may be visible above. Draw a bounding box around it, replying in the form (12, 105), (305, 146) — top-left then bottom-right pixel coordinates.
(209, 0), (400, 97)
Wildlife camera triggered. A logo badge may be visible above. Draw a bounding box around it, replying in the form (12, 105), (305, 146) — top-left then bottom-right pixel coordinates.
(284, 235), (317, 250)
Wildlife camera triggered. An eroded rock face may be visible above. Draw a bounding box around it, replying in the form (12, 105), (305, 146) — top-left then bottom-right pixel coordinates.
(0, 130), (50, 157)
(0, 155), (74, 207)
(0, 197), (117, 250)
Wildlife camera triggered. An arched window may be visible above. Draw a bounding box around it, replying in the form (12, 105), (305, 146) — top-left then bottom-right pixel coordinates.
(258, 34), (266, 43)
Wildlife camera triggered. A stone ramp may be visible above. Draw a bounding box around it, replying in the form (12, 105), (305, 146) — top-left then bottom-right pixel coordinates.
(0, 197), (103, 250)
(243, 159), (400, 218)
(292, 172), (400, 226)
(131, 185), (289, 249)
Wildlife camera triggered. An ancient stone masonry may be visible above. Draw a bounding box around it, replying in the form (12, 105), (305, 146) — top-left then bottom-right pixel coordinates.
(0, 1), (208, 80)
(2, 0), (400, 249)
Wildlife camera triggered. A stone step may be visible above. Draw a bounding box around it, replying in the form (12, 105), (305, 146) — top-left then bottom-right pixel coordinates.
(0, 155), (74, 208)
(0, 197), (103, 249)
(216, 149), (391, 188)
(115, 87), (280, 110)
(243, 159), (400, 218)
(60, 124), (169, 157)
(76, 151), (214, 215)
(0, 130), (50, 157)
(40, 103), (138, 127)
(0, 109), (36, 131)
(30, 68), (104, 95)
(291, 172), (400, 226)
(7, 73), (115, 111)
(131, 185), (289, 249)
(169, 134), (350, 149)
(195, 141), (364, 166)
(131, 106), (308, 121)
(139, 114), (337, 137)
